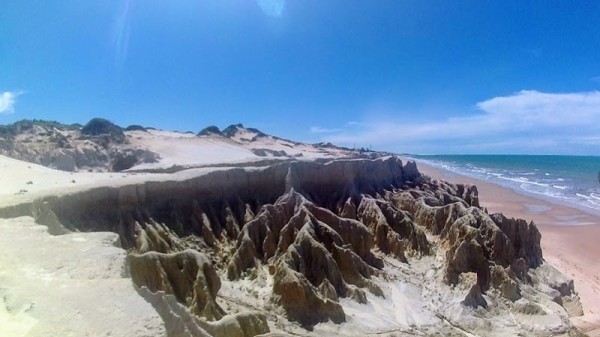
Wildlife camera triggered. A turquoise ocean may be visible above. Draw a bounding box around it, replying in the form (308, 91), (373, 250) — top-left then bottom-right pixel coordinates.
(412, 155), (600, 216)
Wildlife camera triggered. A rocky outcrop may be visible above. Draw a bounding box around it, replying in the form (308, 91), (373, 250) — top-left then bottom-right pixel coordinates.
(2, 156), (582, 335)
(32, 158), (423, 327)
(356, 197), (430, 261)
(128, 250), (225, 320)
(490, 265), (521, 301)
(226, 191), (385, 326)
(138, 284), (269, 337)
(530, 264), (584, 318)
(490, 213), (543, 268)
(387, 176), (543, 297)
(285, 158), (419, 210)
(127, 250), (270, 336)
(38, 158), (416, 246)
(272, 242), (347, 326)
(462, 283), (488, 308)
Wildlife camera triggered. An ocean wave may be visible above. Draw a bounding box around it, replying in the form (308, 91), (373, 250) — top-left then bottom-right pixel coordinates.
(415, 156), (600, 213)
(576, 193), (600, 205)
(500, 176), (549, 187)
(520, 182), (562, 197)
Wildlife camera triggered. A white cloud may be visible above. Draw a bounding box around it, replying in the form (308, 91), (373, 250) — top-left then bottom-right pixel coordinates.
(476, 90), (600, 129)
(0, 91), (21, 114)
(321, 90), (600, 154)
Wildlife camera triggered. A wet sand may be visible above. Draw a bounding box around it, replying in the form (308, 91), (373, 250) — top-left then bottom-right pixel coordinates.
(414, 160), (600, 336)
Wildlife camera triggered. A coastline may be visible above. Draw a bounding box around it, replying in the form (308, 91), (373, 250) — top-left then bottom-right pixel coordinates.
(1, 152), (598, 335)
(411, 158), (600, 336)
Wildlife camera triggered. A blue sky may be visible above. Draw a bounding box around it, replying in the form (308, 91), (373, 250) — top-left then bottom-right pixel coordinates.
(1, 1), (600, 155)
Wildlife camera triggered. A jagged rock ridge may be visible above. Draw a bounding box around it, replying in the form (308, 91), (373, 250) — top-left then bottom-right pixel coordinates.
(1, 157), (583, 336)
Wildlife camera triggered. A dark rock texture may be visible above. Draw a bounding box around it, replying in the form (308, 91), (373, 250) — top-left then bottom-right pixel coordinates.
(128, 250), (225, 320)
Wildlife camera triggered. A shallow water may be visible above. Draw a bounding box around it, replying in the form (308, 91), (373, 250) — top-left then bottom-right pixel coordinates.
(413, 155), (600, 215)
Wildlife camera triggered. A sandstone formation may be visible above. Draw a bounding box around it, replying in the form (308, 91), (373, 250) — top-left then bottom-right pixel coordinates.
(0, 156), (584, 336)
(128, 250), (225, 320)
(128, 250), (270, 337)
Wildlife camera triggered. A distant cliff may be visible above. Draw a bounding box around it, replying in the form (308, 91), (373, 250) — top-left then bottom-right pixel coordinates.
(0, 119), (158, 171)
(0, 119), (378, 173)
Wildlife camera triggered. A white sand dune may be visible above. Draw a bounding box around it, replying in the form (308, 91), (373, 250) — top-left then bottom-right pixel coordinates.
(128, 130), (263, 169)
(126, 128), (350, 171)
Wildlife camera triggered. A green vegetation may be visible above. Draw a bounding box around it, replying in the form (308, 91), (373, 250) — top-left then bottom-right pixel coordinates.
(0, 119), (80, 139)
(197, 125), (221, 136)
(81, 118), (123, 136)
(221, 124), (243, 137)
(124, 124), (148, 132)
(81, 118), (125, 144)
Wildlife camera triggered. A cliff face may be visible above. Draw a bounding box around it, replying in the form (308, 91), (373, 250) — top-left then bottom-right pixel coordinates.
(0, 157), (582, 336)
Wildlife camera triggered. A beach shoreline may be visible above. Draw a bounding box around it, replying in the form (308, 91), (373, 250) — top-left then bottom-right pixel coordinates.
(410, 158), (600, 336)
(1, 152), (598, 335)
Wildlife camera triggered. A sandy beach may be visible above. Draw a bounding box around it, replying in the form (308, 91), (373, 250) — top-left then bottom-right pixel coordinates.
(414, 160), (600, 336)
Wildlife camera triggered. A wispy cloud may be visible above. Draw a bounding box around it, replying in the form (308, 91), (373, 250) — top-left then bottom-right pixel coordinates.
(112, 0), (134, 67)
(256, 0), (285, 17)
(591, 76), (600, 83)
(320, 90), (600, 154)
(0, 91), (22, 114)
(310, 126), (342, 133)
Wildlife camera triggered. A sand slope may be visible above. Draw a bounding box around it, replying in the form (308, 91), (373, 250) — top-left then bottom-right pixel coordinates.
(0, 216), (164, 337)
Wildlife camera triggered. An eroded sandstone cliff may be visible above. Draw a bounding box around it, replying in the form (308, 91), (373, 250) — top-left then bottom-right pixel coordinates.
(0, 157), (584, 336)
